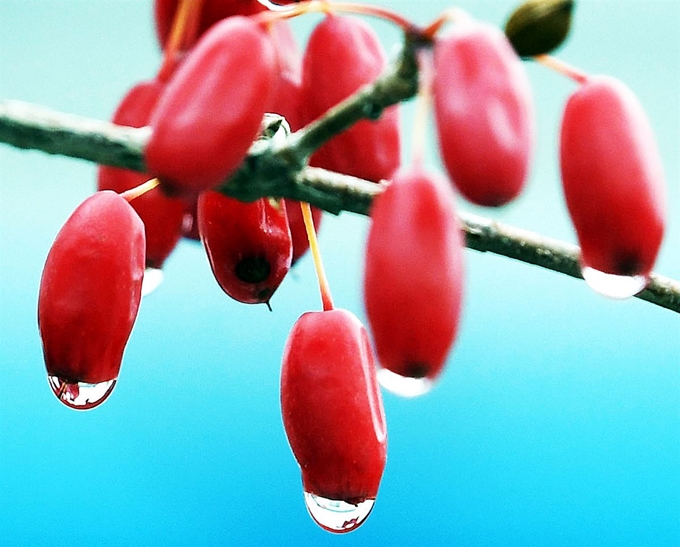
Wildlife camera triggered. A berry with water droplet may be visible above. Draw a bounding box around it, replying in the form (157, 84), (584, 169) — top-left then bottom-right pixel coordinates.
(98, 79), (186, 274)
(281, 309), (387, 533)
(38, 191), (145, 409)
(434, 20), (534, 206)
(363, 167), (465, 397)
(145, 16), (276, 197)
(197, 191), (292, 304)
(300, 14), (400, 182)
(560, 75), (666, 291)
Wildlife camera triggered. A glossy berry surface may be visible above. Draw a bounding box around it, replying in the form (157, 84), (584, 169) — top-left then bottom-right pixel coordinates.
(560, 75), (666, 278)
(364, 167), (465, 394)
(434, 20), (534, 206)
(98, 79), (186, 270)
(300, 14), (400, 182)
(145, 16), (276, 196)
(38, 191), (145, 388)
(197, 191), (292, 304)
(280, 309), (387, 533)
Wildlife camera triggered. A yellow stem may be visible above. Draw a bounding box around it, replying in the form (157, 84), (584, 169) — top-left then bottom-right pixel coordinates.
(121, 178), (160, 202)
(300, 202), (334, 311)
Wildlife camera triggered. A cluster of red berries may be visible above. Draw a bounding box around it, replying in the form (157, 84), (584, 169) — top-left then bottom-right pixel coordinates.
(36, 0), (667, 534)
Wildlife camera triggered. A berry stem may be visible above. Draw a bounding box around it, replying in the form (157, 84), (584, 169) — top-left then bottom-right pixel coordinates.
(300, 202), (334, 311)
(534, 54), (588, 84)
(120, 177), (160, 202)
(411, 49), (434, 167)
(255, 0), (416, 33)
(157, 0), (204, 82)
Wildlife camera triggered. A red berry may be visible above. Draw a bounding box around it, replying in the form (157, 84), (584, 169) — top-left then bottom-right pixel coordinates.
(38, 191), (145, 409)
(267, 20), (303, 131)
(197, 191), (292, 304)
(300, 14), (400, 182)
(280, 308), (387, 533)
(434, 20), (534, 206)
(364, 166), (465, 396)
(145, 16), (276, 196)
(560, 75), (666, 282)
(154, 0), (266, 51)
(98, 79), (186, 270)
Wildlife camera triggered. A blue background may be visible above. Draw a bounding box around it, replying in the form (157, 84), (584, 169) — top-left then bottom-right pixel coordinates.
(1, 1), (678, 545)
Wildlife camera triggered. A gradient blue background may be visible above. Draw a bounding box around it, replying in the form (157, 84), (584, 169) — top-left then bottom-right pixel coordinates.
(1, 1), (678, 545)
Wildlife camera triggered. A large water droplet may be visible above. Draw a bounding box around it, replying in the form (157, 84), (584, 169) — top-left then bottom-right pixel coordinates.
(142, 267), (164, 296)
(377, 366), (434, 398)
(303, 492), (375, 534)
(581, 266), (648, 299)
(47, 376), (116, 410)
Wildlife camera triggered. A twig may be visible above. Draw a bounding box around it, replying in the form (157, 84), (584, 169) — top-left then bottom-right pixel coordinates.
(1, 98), (678, 314)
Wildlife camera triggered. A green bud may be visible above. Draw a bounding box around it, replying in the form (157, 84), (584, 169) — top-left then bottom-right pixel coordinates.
(504, 0), (574, 57)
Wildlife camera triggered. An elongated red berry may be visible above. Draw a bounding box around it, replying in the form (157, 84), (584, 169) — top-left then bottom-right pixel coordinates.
(154, 0), (266, 51)
(197, 191), (292, 304)
(300, 14), (400, 182)
(145, 16), (276, 196)
(281, 309), (387, 533)
(98, 79), (186, 272)
(434, 20), (534, 206)
(364, 166), (465, 397)
(560, 75), (666, 295)
(38, 191), (145, 409)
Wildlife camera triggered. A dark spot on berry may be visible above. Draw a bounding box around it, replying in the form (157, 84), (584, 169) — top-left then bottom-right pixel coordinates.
(235, 256), (271, 284)
(614, 252), (642, 276)
(402, 362), (429, 379)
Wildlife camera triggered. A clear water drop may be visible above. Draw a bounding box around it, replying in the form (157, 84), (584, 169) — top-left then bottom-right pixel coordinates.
(581, 266), (648, 299)
(47, 376), (116, 410)
(377, 366), (434, 398)
(303, 492), (375, 534)
(142, 267), (164, 296)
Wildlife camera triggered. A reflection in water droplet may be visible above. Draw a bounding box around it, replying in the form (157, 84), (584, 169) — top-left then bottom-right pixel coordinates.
(377, 366), (434, 398)
(303, 492), (375, 534)
(47, 376), (116, 410)
(142, 267), (164, 296)
(581, 266), (648, 299)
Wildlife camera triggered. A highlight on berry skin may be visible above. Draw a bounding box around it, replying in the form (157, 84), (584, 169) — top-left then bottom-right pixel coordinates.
(38, 191), (146, 410)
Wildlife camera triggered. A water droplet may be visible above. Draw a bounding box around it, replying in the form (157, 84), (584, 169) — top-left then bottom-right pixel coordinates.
(303, 492), (375, 534)
(581, 266), (648, 299)
(142, 267), (164, 296)
(377, 366), (434, 398)
(47, 376), (116, 410)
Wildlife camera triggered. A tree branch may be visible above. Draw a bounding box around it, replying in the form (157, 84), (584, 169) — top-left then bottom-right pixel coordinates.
(1, 98), (678, 314)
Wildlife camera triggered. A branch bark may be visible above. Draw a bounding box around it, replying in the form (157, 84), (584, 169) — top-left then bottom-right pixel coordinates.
(1, 98), (678, 314)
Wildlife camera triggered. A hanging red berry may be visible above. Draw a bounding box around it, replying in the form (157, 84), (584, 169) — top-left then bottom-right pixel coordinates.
(197, 190), (292, 305)
(434, 20), (534, 206)
(364, 166), (465, 397)
(98, 79), (186, 277)
(38, 191), (146, 410)
(300, 14), (400, 182)
(560, 75), (666, 298)
(280, 308), (387, 533)
(145, 16), (276, 197)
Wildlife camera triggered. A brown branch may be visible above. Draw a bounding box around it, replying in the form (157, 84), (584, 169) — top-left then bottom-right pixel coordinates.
(1, 25), (678, 318)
